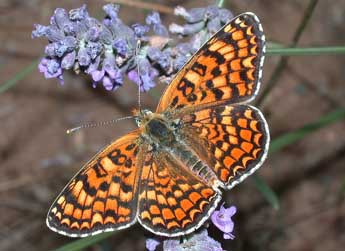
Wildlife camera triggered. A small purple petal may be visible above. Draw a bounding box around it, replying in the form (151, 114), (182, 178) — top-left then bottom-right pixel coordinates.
(102, 52), (116, 77)
(61, 51), (76, 69)
(153, 24), (169, 37)
(85, 55), (101, 74)
(86, 41), (102, 60)
(127, 69), (140, 84)
(223, 232), (235, 240)
(53, 8), (69, 30)
(132, 23), (149, 38)
(146, 12), (161, 26)
(219, 9), (233, 23)
(173, 55), (188, 71)
(207, 18), (222, 34)
(77, 47), (91, 66)
(69, 4), (88, 21)
(32, 24), (64, 42)
(103, 4), (120, 20)
(102, 76), (114, 90)
(205, 5), (219, 19)
(145, 238), (160, 251)
(38, 57), (63, 79)
(91, 70), (105, 82)
(174, 6), (206, 23)
(170, 22), (205, 35)
(113, 38), (128, 56)
(211, 204), (237, 240)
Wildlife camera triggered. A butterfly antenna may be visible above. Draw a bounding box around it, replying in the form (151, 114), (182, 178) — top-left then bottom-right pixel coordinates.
(136, 39), (142, 112)
(66, 115), (135, 134)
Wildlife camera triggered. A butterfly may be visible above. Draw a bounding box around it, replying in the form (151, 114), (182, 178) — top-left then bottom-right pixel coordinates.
(47, 12), (269, 237)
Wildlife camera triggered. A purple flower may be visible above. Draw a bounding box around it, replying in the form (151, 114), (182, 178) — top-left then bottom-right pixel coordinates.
(86, 41), (102, 60)
(61, 51), (76, 69)
(128, 58), (158, 92)
(211, 204), (237, 240)
(163, 229), (225, 251)
(33, 4), (234, 92)
(147, 47), (171, 72)
(38, 57), (64, 84)
(69, 4), (88, 21)
(146, 12), (169, 37)
(132, 23), (149, 39)
(77, 47), (91, 66)
(170, 5), (233, 36)
(146, 238), (160, 251)
(113, 38), (128, 56)
(103, 4), (120, 20)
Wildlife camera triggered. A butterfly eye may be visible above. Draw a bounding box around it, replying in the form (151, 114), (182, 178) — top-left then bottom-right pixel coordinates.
(135, 117), (142, 126)
(171, 119), (181, 129)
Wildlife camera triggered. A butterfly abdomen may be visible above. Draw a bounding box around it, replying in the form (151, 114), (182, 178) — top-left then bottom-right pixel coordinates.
(170, 142), (218, 186)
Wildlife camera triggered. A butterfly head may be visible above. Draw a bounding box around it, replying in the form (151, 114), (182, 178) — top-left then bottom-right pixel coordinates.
(133, 108), (153, 127)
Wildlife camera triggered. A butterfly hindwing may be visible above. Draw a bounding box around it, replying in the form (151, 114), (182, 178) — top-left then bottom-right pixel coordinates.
(137, 151), (221, 237)
(156, 12), (265, 114)
(181, 105), (269, 189)
(47, 131), (141, 237)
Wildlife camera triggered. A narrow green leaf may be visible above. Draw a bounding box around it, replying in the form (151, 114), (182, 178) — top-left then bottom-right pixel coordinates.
(252, 175), (280, 210)
(52, 232), (113, 251)
(0, 60), (38, 94)
(270, 108), (345, 153)
(267, 46), (345, 56)
(252, 108), (345, 209)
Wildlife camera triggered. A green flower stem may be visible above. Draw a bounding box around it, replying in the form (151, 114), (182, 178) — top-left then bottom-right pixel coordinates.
(267, 46), (345, 56)
(53, 232), (113, 251)
(270, 108), (345, 152)
(218, 0), (225, 7)
(252, 175), (280, 210)
(252, 108), (345, 210)
(0, 60), (38, 94)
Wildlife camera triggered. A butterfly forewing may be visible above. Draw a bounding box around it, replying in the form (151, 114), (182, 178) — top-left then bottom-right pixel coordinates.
(47, 130), (142, 237)
(156, 12), (265, 114)
(181, 105), (269, 189)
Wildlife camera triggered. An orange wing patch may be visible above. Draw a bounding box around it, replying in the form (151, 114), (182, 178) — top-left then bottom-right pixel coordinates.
(47, 131), (142, 237)
(181, 105), (269, 189)
(156, 13), (265, 114)
(137, 151), (221, 237)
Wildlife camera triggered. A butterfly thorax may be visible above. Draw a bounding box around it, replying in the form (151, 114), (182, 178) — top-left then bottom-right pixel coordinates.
(136, 109), (219, 186)
(136, 109), (177, 146)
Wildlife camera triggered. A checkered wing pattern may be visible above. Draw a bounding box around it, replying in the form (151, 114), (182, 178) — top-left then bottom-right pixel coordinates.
(156, 13), (265, 114)
(47, 131), (142, 237)
(181, 105), (269, 189)
(137, 151), (221, 237)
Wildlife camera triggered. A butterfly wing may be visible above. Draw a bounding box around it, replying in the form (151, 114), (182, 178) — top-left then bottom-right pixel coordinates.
(156, 12), (265, 114)
(46, 130), (142, 237)
(137, 151), (221, 237)
(180, 104), (269, 189)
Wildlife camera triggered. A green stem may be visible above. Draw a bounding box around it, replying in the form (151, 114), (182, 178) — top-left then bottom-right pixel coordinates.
(270, 108), (345, 153)
(0, 60), (38, 94)
(267, 46), (345, 56)
(218, 0), (225, 7)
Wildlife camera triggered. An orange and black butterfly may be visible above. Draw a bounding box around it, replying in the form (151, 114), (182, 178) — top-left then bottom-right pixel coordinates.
(47, 12), (269, 237)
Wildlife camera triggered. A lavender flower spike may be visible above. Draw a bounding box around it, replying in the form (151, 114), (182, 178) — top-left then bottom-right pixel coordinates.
(211, 204), (237, 240)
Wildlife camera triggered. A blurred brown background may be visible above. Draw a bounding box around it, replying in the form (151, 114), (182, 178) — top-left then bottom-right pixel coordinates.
(0, 0), (344, 250)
